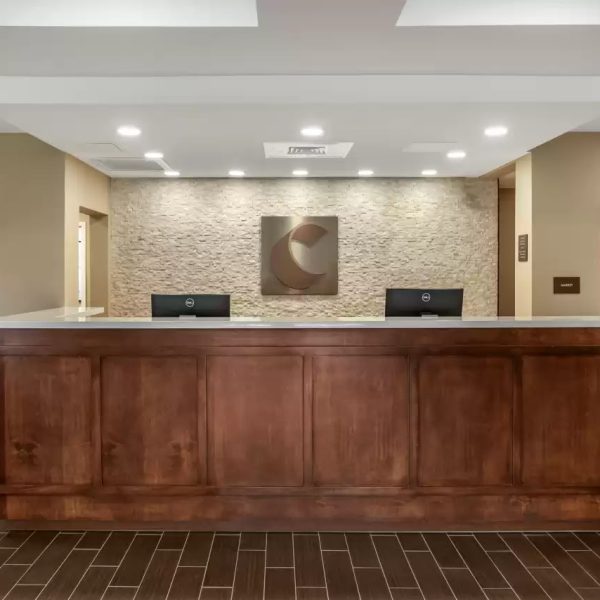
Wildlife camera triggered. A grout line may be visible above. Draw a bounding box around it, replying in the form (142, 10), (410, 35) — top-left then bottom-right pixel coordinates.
(229, 533), (242, 598)
(162, 531), (189, 600)
(371, 533), (415, 600)
(198, 533), (216, 593)
(291, 533), (298, 600)
(104, 531), (140, 593)
(65, 536), (113, 600)
(131, 531), (164, 600)
(418, 536), (458, 600)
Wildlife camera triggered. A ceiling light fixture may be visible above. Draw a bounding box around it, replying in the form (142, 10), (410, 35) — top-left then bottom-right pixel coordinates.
(484, 125), (508, 138)
(293, 169), (308, 177)
(144, 151), (164, 160)
(421, 169), (438, 176)
(358, 169), (374, 177)
(447, 150), (466, 159)
(301, 126), (324, 138)
(229, 169), (245, 178)
(117, 125), (141, 137)
(164, 170), (180, 177)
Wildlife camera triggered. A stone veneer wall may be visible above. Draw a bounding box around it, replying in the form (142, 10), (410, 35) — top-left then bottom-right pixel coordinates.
(110, 178), (498, 317)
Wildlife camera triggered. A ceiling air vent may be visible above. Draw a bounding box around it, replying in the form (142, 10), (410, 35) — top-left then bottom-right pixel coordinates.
(92, 157), (164, 173)
(264, 142), (354, 159)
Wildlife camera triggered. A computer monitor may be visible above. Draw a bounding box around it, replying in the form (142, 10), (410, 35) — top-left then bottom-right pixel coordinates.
(385, 288), (463, 318)
(151, 294), (231, 318)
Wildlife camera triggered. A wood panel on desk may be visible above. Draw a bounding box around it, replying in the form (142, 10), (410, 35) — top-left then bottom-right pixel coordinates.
(417, 355), (514, 487)
(522, 355), (600, 486)
(101, 357), (200, 485)
(312, 355), (409, 486)
(206, 355), (304, 487)
(3, 356), (92, 485)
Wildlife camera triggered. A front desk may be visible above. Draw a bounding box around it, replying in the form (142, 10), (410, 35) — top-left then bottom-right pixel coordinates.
(1, 313), (600, 529)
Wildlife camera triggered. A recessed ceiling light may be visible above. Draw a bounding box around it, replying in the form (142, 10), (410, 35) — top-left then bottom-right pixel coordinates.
(144, 151), (164, 160)
(293, 169), (308, 177)
(301, 126), (324, 138)
(117, 125), (141, 137)
(358, 169), (374, 177)
(484, 125), (508, 138)
(447, 150), (466, 159)
(421, 169), (438, 176)
(229, 169), (245, 178)
(164, 170), (180, 177)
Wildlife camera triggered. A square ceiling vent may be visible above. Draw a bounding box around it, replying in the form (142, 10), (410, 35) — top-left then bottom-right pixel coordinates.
(264, 142), (354, 159)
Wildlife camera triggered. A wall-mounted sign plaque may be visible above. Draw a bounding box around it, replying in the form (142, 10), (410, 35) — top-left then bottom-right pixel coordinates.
(553, 277), (581, 294)
(261, 216), (338, 295)
(518, 234), (529, 262)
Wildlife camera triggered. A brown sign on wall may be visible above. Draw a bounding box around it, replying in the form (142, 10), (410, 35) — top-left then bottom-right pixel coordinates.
(261, 216), (338, 295)
(553, 277), (581, 294)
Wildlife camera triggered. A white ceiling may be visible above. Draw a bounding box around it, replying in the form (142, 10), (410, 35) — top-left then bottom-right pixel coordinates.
(1, 0), (600, 178)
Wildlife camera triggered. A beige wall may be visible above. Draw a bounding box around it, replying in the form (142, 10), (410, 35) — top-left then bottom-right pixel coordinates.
(110, 178), (498, 317)
(531, 133), (600, 316)
(0, 134), (65, 316)
(498, 187), (515, 316)
(64, 155), (110, 308)
(515, 154), (533, 317)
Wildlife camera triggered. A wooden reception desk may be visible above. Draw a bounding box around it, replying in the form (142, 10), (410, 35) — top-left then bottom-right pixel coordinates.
(1, 312), (600, 529)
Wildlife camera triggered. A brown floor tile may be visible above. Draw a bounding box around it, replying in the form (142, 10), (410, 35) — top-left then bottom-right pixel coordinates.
(451, 536), (507, 589)
(528, 566), (581, 600)
(482, 590), (519, 600)
(474, 534), (508, 552)
(567, 550), (600, 584)
(231, 551), (264, 600)
(239, 533), (266, 551)
(264, 568), (294, 600)
(20, 533), (81, 585)
(577, 590), (600, 600)
(93, 532), (135, 567)
(0, 565), (29, 599)
(166, 567), (205, 600)
(136, 550), (180, 600)
(266, 533), (293, 568)
(406, 551), (453, 600)
(3, 585), (44, 600)
(423, 534), (465, 569)
(443, 568), (487, 600)
(577, 533), (600, 556)
(0, 550), (16, 567)
(110, 534), (160, 587)
(397, 534), (427, 551)
(488, 551), (546, 600)
(200, 590), (232, 600)
(204, 535), (240, 588)
(6, 532), (57, 566)
(551, 533), (588, 551)
(0, 533), (32, 550)
(347, 534), (379, 568)
(355, 567), (392, 600)
(499, 534), (549, 568)
(322, 551), (359, 600)
(373, 535), (416, 588)
(296, 589), (327, 600)
(158, 532), (188, 551)
(390, 590), (424, 600)
(76, 531), (110, 550)
(294, 535), (325, 588)
(527, 534), (598, 588)
(103, 587), (138, 600)
(319, 533), (347, 551)
(71, 566), (115, 600)
(36, 549), (96, 600)
(180, 533), (214, 568)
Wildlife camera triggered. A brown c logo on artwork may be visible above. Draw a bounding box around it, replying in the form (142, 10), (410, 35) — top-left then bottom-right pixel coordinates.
(261, 216), (338, 296)
(270, 223), (328, 290)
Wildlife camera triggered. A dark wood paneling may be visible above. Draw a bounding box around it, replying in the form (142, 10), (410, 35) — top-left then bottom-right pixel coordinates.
(313, 356), (409, 486)
(207, 356), (304, 487)
(417, 356), (513, 487)
(101, 357), (200, 486)
(522, 356), (600, 486)
(4, 357), (92, 485)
